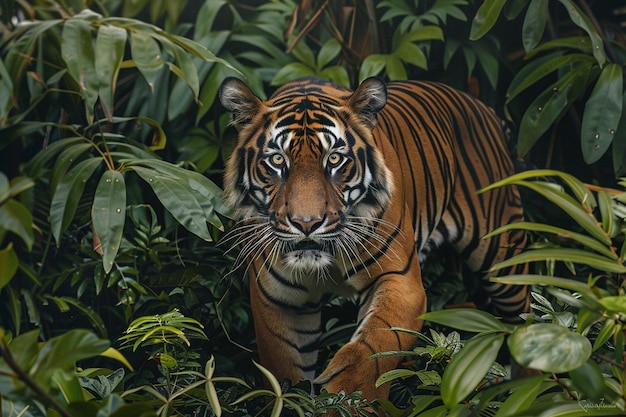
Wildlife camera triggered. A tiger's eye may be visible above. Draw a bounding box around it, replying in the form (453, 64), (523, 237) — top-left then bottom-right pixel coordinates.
(328, 152), (342, 166)
(271, 154), (285, 166)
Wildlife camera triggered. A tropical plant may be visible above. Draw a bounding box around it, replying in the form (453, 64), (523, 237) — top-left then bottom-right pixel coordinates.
(374, 169), (626, 416)
(471, 0), (626, 176)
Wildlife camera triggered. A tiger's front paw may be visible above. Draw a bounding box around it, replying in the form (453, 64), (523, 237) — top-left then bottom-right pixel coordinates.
(314, 340), (392, 401)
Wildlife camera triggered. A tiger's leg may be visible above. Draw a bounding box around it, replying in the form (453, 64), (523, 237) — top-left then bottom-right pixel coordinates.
(315, 249), (426, 400)
(248, 264), (323, 387)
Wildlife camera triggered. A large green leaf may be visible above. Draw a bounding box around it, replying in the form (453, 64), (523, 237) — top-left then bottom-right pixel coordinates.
(0, 329), (40, 395)
(522, 0), (548, 52)
(0, 244), (18, 290)
(130, 30), (163, 91)
(61, 18), (98, 121)
(25, 136), (86, 177)
(95, 24), (127, 121)
(51, 143), (93, 192)
(557, 0), (606, 66)
(508, 323), (591, 373)
(470, 0), (506, 40)
(126, 158), (229, 220)
(506, 53), (594, 104)
(483, 221), (616, 260)
(581, 63), (623, 164)
(92, 170), (126, 274)
(50, 157), (103, 245)
(0, 199), (34, 251)
(613, 91), (626, 176)
(131, 166), (213, 241)
(420, 308), (512, 333)
(485, 178), (608, 244)
(31, 329), (110, 389)
(517, 61), (594, 156)
(494, 375), (547, 417)
(441, 332), (504, 408)
(491, 247), (626, 274)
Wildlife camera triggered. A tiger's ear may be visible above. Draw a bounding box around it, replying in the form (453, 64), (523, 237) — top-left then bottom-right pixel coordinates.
(219, 77), (263, 131)
(347, 77), (387, 129)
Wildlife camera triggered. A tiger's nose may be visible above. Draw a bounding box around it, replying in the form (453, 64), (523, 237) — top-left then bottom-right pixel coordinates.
(290, 216), (324, 235)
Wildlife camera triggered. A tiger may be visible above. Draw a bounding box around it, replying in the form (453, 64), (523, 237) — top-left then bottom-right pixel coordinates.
(218, 76), (530, 401)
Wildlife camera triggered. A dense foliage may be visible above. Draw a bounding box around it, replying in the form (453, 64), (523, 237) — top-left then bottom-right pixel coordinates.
(1, 0), (625, 416)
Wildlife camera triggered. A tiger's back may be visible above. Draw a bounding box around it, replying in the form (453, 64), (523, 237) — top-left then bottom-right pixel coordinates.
(219, 77), (529, 401)
(376, 81), (528, 316)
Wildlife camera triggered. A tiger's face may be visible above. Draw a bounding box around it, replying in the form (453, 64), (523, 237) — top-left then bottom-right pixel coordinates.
(220, 77), (394, 278)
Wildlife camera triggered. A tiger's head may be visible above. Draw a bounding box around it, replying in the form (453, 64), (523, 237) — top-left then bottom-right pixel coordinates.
(219, 77), (394, 278)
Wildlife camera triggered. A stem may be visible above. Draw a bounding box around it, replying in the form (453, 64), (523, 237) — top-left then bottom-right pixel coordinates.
(0, 338), (73, 417)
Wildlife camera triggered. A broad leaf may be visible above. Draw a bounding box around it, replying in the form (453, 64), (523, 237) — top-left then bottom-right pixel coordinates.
(441, 332), (504, 408)
(61, 18), (98, 121)
(508, 323), (591, 373)
(92, 170), (126, 273)
(30, 330), (110, 391)
(50, 157), (103, 244)
(130, 30), (163, 91)
(51, 143), (93, 192)
(95, 24), (127, 121)
(558, 0), (606, 66)
(470, 0), (506, 40)
(132, 166), (213, 241)
(490, 247), (626, 274)
(0, 244), (18, 290)
(0, 199), (34, 250)
(517, 62), (593, 157)
(522, 0), (548, 52)
(420, 308), (512, 333)
(581, 63), (623, 164)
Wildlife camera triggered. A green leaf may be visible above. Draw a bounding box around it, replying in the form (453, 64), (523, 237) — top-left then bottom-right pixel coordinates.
(506, 53), (594, 104)
(130, 30), (163, 91)
(385, 55), (407, 80)
(441, 333), (504, 408)
(395, 41), (428, 70)
(557, 0), (606, 66)
(508, 323), (591, 373)
(50, 157), (103, 245)
(522, 0), (548, 52)
(483, 221), (616, 260)
(488, 179), (609, 245)
(124, 158), (228, 226)
(495, 375), (547, 416)
(599, 296), (626, 315)
(131, 166), (212, 241)
(160, 34), (201, 101)
(61, 18), (98, 121)
(92, 170), (126, 273)
(612, 91), (626, 176)
(0, 199), (34, 251)
(517, 61), (593, 157)
(271, 63), (316, 86)
(25, 136), (86, 177)
(491, 247), (626, 274)
(359, 54), (387, 82)
(317, 39), (342, 70)
(420, 308), (512, 333)
(95, 24), (127, 121)
(0, 244), (18, 290)
(581, 63), (623, 164)
(51, 143), (93, 192)
(470, 0), (507, 40)
(31, 329), (110, 389)
(571, 360), (615, 407)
